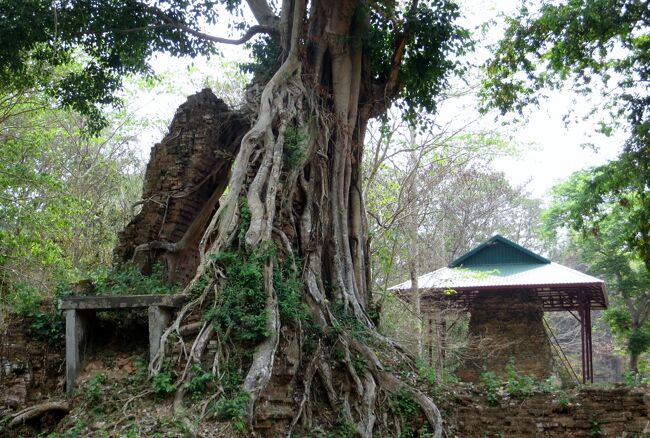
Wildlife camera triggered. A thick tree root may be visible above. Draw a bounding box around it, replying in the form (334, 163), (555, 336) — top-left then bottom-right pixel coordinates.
(8, 402), (70, 428)
(143, 1), (445, 435)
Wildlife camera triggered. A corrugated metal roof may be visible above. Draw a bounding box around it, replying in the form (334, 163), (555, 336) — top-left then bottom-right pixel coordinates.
(389, 262), (605, 291)
(390, 235), (608, 311)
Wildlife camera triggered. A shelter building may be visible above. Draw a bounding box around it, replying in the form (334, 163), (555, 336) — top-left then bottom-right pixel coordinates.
(389, 235), (608, 383)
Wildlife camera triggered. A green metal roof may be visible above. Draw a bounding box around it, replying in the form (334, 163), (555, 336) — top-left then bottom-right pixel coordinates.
(449, 235), (550, 268)
(390, 235), (608, 311)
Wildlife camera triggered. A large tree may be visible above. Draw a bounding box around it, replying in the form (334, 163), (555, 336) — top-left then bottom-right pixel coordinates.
(544, 169), (650, 375)
(482, 0), (650, 269)
(1, 1), (468, 435)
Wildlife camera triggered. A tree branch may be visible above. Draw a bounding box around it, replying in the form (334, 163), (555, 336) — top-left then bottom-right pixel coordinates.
(163, 22), (278, 45)
(379, 0), (420, 102)
(142, 6), (278, 45)
(246, 0), (280, 28)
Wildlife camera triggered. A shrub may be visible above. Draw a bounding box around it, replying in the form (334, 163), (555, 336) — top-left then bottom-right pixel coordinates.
(93, 261), (177, 296)
(30, 311), (64, 345)
(7, 282), (42, 316)
(480, 370), (501, 405)
(207, 250), (269, 344)
(505, 362), (536, 398)
(185, 363), (214, 399)
(214, 391), (249, 433)
(152, 366), (176, 399)
(85, 372), (107, 414)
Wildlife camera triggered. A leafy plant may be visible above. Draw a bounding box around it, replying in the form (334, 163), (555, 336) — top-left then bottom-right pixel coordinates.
(274, 256), (308, 325)
(282, 124), (307, 170)
(206, 250), (270, 344)
(185, 363), (214, 399)
(93, 262), (177, 296)
(6, 283), (42, 316)
(214, 391), (250, 433)
(130, 356), (149, 385)
(481, 370), (501, 405)
(554, 390), (571, 408)
(152, 363), (176, 399)
(85, 372), (107, 414)
(590, 416), (603, 437)
(391, 389), (419, 438)
(30, 311), (64, 345)
(219, 357), (244, 393)
(505, 361), (536, 398)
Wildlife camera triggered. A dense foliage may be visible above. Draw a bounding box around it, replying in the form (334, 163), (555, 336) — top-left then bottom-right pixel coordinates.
(544, 169), (650, 373)
(0, 77), (143, 320)
(0, 1), (224, 129)
(484, 0), (650, 271)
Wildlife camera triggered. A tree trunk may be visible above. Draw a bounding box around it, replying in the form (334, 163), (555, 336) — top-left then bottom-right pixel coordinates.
(118, 1), (443, 436)
(630, 352), (639, 376)
(407, 127), (423, 357)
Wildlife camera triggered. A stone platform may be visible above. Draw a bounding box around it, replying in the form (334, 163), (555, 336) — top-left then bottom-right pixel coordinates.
(58, 294), (184, 394)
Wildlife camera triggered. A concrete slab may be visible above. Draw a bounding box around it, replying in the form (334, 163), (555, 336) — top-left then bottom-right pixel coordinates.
(59, 294), (184, 310)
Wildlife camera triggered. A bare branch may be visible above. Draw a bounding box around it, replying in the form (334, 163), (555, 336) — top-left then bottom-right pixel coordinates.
(163, 22), (278, 45)
(246, 0), (280, 27)
(139, 6), (278, 45)
(87, 21), (276, 46)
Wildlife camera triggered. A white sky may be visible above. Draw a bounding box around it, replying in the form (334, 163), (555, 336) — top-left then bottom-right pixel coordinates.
(454, 0), (624, 198)
(128, 1), (625, 201)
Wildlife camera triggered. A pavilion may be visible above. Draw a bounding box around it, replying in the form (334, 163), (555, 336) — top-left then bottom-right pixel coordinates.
(389, 235), (608, 383)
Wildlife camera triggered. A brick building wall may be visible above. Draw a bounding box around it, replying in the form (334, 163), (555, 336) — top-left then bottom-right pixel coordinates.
(459, 291), (554, 382)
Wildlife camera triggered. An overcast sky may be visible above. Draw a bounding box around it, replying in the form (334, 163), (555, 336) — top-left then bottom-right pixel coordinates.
(455, 0), (624, 198)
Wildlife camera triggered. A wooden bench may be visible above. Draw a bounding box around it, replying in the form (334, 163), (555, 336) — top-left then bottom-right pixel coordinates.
(58, 294), (184, 394)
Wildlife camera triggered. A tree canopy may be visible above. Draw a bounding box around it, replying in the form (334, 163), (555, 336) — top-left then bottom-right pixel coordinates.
(544, 168), (650, 374)
(1, 0), (469, 130)
(483, 0), (650, 269)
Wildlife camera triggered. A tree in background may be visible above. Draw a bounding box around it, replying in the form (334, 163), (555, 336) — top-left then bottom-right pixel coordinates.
(483, 0), (650, 271)
(364, 111), (543, 379)
(544, 169), (650, 376)
(1, 0), (470, 435)
(0, 72), (143, 321)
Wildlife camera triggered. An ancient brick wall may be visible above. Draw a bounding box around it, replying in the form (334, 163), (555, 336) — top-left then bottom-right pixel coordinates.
(0, 319), (64, 413)
(442, 386), (650, 437)
(459, 291), (553, 382)
(115, 89), (249, 285)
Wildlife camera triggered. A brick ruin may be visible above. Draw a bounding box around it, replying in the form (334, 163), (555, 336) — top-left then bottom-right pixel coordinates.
(1, 320), (64, 415)
(459, 291), (554, 382)
(114, 88), (249, 285)
(442, 385), (650, 437)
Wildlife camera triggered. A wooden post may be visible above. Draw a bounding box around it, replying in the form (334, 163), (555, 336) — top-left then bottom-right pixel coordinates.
(428, 316), (433, 367)
(437, 318), (447, 379)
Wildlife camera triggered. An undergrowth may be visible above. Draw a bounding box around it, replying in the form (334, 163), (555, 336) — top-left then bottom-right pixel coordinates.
(92, 261), (178, 296)
(480, 360), (561, 405)
(28, 356), (195, 437)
